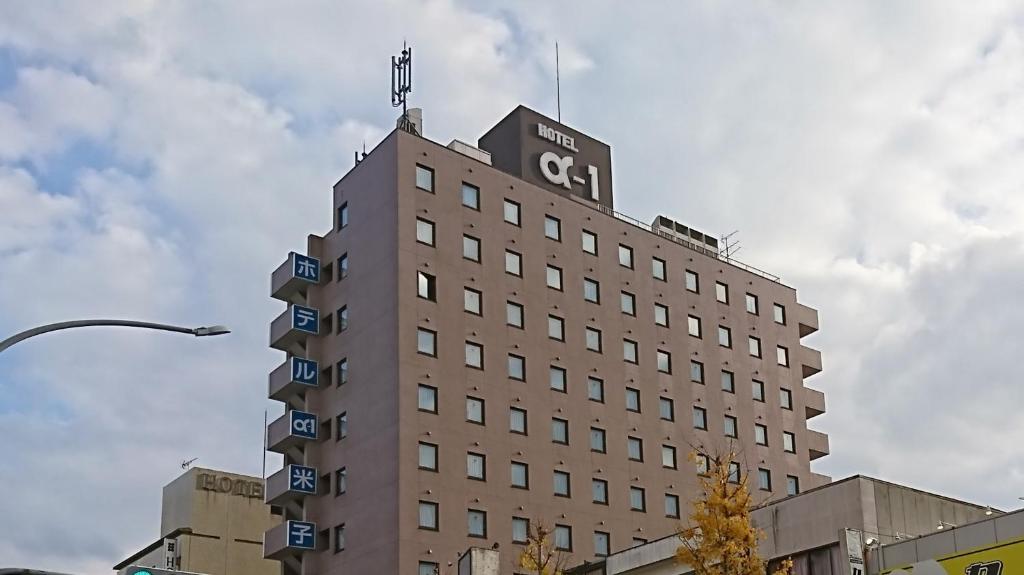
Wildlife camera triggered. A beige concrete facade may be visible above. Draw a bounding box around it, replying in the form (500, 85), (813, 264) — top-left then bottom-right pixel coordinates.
(267, 107), (830, 574)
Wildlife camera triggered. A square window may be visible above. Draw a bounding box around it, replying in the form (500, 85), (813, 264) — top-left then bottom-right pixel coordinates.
(777, 346), (789, 367)
(690, 360), (705, 384)
(463, 287), (482, 315)
(337, 203), (349, 230)
(418, 442), (437, 471)
(657, 350), (672, 374)
(715, 281), (729, 303)
(665, 493), (681, 518)
(552, 417), (569, 444)
(623, 339), (638, 363)
(415, 164), (434, 192)
(546, 265), (563, 290)
(508, 354), (526, 381)
(467, 509), (487, 538)
(627, 436), (643, 461)
(592, 478), (609, 504)
(418, 501), (438, 530)
(548, 315), (565, 341)
(652, 257), (666, 281)
(553, 470), (571, 497)
(746, 293), (759, 315)
(693, 406), (707, 430)
(759, 468), (772, 492)
(587, 377), (605, 402)
(335, 467), (347, 495)
(721, 370), (735, 393)
(787, 475), (800, 496)
(337, 253), (348, 281)
(506, 301), (524, 327)
(336, 412), (347, 440)
(780, 388), (793, 410)
(755, 424), (768, 446)
(544, 215), (562, 241)
(511, 462), (529, 489)
(654, 303), (669, 327)
(618, 244), (634, 268)
(465, 341), (484, 369)
(784, 431), (796, 453)
(718, 325), (732, 348)
(337, 358), (348, 386)
(549, 363), (565, 388)
(512, 517), (529, 543)
(416, 218), (435, 246)
(417, 271), (436, 301)
(688, 315), (702, 338)
(774, 303), (787, 325)
(584, 278), (600, 303)
(661, 445), (677, 469)
(417, 327), (437, 357)
(554, 525), (572, 551)
(461, 183), (480, 209)
(685, 270), (699, 293)
(337, 306), (348, 333)
(696, 454), (710, 475)
(749, 336), (762, 358)
(466, 396), (485, 424)
(594, 531), (610, 557)
(505, 250), (522, 276)
(420, 563), (439, 575)
(463, 235), (481, 262)
(752, 380), (765, 402)
(621, 291), (636, 315)
(625, 387), (640, 412)
(510, 407), (527, 434)
(630, 487), (646, 512)
(503, 199), (521, 226)
(467, 452), (486, 480)
(728, 462), (741, 484)
(724, 415), (738, 438)
(586, 327), (603, 352)
(582, 230), (598, 254)
(590, 427), (606, 453)
(334, 524), (345, 553)
(418, 384), (437, 413)
(659, 397), (674, 421)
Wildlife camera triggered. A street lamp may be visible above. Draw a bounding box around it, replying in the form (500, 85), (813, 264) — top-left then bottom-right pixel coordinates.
(0, 319), (230, 353)
(936, 521), (957, 530)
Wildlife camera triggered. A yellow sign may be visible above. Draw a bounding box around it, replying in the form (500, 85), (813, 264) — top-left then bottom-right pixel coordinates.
(882, 537), (1024, 575)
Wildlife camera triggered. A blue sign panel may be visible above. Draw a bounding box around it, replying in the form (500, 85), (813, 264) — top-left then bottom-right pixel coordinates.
(286, 520), (316, 550)
(289, 410), (318, 440)
(288, 464), (318, 494)
(291, 305), (319, 335)
(292, 253), (320, 283)
(290, 357), (318, 387)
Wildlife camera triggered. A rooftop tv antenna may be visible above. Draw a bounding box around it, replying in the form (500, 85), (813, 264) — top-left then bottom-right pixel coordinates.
(392, 42), (417, 135)
(721, 230), (741, 260)
(181, 457), (198, 470)
(354, 141), (367, 166)
(555, 41), (561, 123)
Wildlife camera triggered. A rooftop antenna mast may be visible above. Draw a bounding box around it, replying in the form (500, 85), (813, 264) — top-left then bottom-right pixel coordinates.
(555, 41), (561, 123)
(392, 42), (417, 135)
(721, 230), (741, 261)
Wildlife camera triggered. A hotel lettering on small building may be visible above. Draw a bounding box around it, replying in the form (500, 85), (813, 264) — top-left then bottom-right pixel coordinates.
(263, 105), (828, 574)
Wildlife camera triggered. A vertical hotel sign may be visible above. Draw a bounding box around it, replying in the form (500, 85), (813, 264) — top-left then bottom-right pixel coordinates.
(882, 536), (1024, 575)
(845, 529), (865, 575)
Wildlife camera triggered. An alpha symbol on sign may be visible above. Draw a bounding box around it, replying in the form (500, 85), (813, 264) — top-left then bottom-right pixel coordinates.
(290, 411), (317, 438)
(540, 151), (573, 190)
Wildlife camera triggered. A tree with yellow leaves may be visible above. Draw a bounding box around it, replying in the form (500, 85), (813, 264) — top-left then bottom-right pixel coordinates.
(676, 449), (793, 575)
(517, 521), (570, 575)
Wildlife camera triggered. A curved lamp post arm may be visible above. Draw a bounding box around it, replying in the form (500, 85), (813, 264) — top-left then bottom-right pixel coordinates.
(0, 319), (230, 353)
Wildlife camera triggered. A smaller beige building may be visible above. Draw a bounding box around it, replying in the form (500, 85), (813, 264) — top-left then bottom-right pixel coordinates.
(114, 467), (280, 575)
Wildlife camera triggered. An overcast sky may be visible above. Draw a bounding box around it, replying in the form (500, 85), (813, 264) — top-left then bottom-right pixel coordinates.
(2, 1), (1023, 572)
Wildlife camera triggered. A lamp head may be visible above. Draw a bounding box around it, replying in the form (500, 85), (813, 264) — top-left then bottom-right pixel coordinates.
(194, 325), (231, 337)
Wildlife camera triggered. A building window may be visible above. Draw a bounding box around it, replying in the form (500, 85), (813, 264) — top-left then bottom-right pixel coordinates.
(718, 325), (732, 348)
(749, 336), (762, 358)
(590, 427), (607, 453)
(755, 424), (768, 446)
(463, 287), (482, 315)
(665, 493), (681, 518)
(334, 523), (345, 553)
(592, 478), (609, 504)
(752, 380), (765, 402)
(585, 327), (603, 352)
(587, 377), (605, 402)
(337, 358), (348, 386)
(777, 345), (789, 367)
(693, 406), (707, 430)
(662, 445), (677, 469)
(685, 270), (699, 293)
(786, 475), (800, 496)
(625, 387), (641, 412)
(652, 257), (666, 281)
(688, 315), (702, 338)
(783, 431), (796, 453)
(512, 517), (529, 543)
(554, 525), (572, 551)
(746, 293), (759, 315)
(510, 407), (527, 434)
(418, 501), (438, 530)
(659, 397), (675, 421)
(462, 182), (480, 209)
(418, 384), (437, 413)
(419, 563), (439, 575)
(415, 164), (434, 192)
(690, 360), (705, 384)
(466, 396), (485, 424)
(336, 306), (348, 333)
(621, 291), (636, 315)
(618, 244), (634, 268)
(549, 365), (567, 392)
(336, 412), (347, 440)
(552, 417), (569, 444)
(657, 350), (672, 374)
(546, 265), (563, 290)
(467, 509), (487, 538)
(582, 229), (598, 254)
(544, 215), (562, 241)
(337, 253), (348, 281)
(335, 467), (347, 495)
(627, 436), (643, 461)
(548, 315), (565, 341)
(623, 339), (638, 363)
(463, 235), (481, 262)
(715, 281), (729, 304)
(508, 354), (526, 381)
(721, 370), (735, 393)
(759, 468), (772, 491)
(553, 470), (571, 497)
(594, 531), (610, 557)
(774, 303), (787, 325)
(503, 199), (521, 226)
(724, 415), (738, 438)
(337, 202), (349, 230)
(696, 454), (710, 475)
(780, 388), (793, 410)
(467, 452), (486, 480)
(465, 341), (483, 369)
(630, 487), (646, 512)
(417, 271), (436, 301)
(728, 462), (741, 484)
(583, 278), (600, 303)
(505, 250), (522, 276)
(654, 303), (669, 327)
(506, 301), (524, 328)
(511, 461), (529, 489)
(415, 218), (435, 246)
(418, 442), (438, 471)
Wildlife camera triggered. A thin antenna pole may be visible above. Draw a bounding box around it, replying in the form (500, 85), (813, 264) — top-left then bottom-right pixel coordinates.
(262, 409), (268, 480)
(555, 41), (561, 123)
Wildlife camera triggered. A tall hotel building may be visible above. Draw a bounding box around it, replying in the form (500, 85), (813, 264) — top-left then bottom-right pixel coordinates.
(263, 106), (828, 574)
